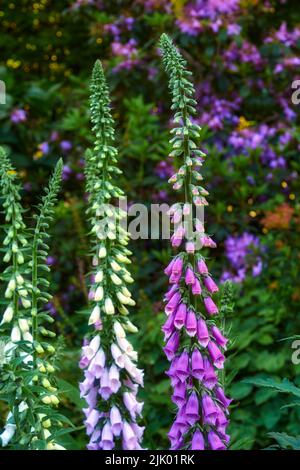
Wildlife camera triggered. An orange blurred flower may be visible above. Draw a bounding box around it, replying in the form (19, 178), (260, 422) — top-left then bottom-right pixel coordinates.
(261, 203), (294, 230)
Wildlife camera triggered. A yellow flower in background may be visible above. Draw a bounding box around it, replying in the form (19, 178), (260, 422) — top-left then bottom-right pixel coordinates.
(237, 116), (254, 131)
(170, 0), (188, 18)
(6, 58), (21, 69)
(33, 150), (43, 160)
(7, 170), (17, 176)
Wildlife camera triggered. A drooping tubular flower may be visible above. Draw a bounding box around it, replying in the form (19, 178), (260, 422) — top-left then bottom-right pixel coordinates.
(159, 34), (231, 450)
(0, 148), (66, 450)
(79, 60), (144, 450)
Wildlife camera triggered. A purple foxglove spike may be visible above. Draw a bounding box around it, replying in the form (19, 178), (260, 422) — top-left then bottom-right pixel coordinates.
(203, 276), (219, 294)
(110, 406), (123, 436)
(185, 391), (199, 425)
(108, 364), (121, 393)
(191, 349), (204, 379)
(163, 331), (180, 360)
(164, 284), (178, 301)
(207, 341), (225, 369)
(197, 318), (210, 347)
(185, 310), (197, 337)
(191, 277), (202, 295)
(101, 422), (115, 450)
(191, 429), (205, 450)
(85, 409), (100, 435)
(202, 394), (218, 426)
(215, 387), (232, 409)
(204, 297), (219, 315)
(172, 257), (184, 275)
(207, 431), (226, 451)
(174, 350), (189, 382)
(164, 258), (175, 276)
(185, 267), (196, 285)
(197, 259), (208, 274)
(172, 381), (187, 407)
(165, 291), (181, 315)
(122, 422), (137, 450)
(99, 369), (113, 400)
(162, 310), (176, 340)
(211, 326), (228, 349)
(174, 303), (187, 329)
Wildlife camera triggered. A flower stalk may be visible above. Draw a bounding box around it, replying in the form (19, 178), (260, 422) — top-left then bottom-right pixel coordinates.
(0, 148), (67, 449)
(79, 60), (144, 450)
(159, 34), (231, 450)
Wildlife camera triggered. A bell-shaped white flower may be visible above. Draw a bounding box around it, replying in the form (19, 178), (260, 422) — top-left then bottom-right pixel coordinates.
(104, 298), (115, 315)
(88, 305), (101, 325)
(1, 304), (14, 324)
(0, 422), (16, 447)
(113, 321), (126, 338)
(11, 325), (21, 343)
(94, 286), (103, 301)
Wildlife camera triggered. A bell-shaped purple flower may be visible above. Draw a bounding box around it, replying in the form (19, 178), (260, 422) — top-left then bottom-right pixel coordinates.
(211, 326), (228, 349)
(204, 297), (219, 315)
(162, 310), (176, 340)
(191, 429), (205, 450)
(165, 291), (181, 315)
(85, 408), (100, 435)
(185, 267), (196, 285)
(100, 422), (114, 450)
(202, 357), (217, 390)
(185, 310), (197, 337)
(174, 303), (187, 329)
(163, 331), (180, 360)
(215, 386), (232, 409)
(191, 277), (202, 295)
(202, 394), (218, 426)
(191, 349), (204, 379)
(197, 259), (208, 274)
(172, 257), (183, 276)
(208, 430), (226, 451)
(203, 276), (219, 294)
(197, 318), (210, 347)
(174, 350), (189, 382)
(172, 381), (186, 407)
(207, 341), (225, 369)
(122, 422), (137, 450)
(185, 391), (199, 425)
(110, 405), (123, 436)
(108, 364), (121, 393)
(100, 368), (113, 400)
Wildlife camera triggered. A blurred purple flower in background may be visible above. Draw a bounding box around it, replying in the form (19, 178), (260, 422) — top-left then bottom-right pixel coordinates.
(10, 108), (27, 123)
(221, 233), (263, 283)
